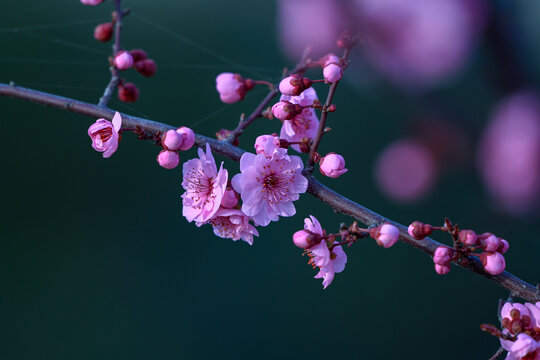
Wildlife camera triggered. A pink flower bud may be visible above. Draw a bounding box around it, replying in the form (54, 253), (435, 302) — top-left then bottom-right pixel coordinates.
(176, 127), (195, 151)
(480, 252), (506, 275)
(433, 246), (453, 265)
(157, 150), (179, 169)
(216, 73), (251, 104)
(292, 230), (321, 249)
(135, 59), (157, 77)
(459, 230), (477, 246)
(81, 0), (104, 5)
(278, 75), (312, 96)
(272, 101), (301, 121)
(319, 153), (348, 178)
(93, 23), (113, 42)
(478, 233), (501, 252)
(129, 49), (147, 63)
(323, 54), (342, 83)
(435, 263), (451, 275)
(118, 83), (139, 102)
(498, 239), (510, 254)
(162, 130), (183, 151)
(254, 134), (280, 157)
(87, 111), (122, 158)
(114, 51), (134, 70)
(370, 223), (400, 248)
(221, 188), (239, 209)
(407, 221), (433, 240)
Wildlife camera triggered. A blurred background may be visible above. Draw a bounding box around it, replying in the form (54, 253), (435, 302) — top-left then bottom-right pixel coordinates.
(1, 0), (539, 358)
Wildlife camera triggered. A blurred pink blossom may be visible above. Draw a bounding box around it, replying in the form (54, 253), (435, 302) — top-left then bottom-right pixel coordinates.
(478, 92), (540, 215)
(374, 139), (437, 203)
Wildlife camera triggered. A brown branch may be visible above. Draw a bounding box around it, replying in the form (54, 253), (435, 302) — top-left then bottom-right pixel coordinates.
(488, 347), (505, 360)
(1, 82), (539, 302)
(97, 0), (124, 107)
(306, 47), (351, 173)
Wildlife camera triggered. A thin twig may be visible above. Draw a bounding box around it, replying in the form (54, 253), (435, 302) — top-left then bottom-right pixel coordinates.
(305, 47), (351, 173)
(225, 56), (312, 144)
(488, 347), (505, 360)
(1, 82), (539, 302)
(97, 0), (123, 107)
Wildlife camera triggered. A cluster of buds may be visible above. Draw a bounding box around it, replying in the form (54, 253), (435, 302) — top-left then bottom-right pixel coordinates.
(114, 49), (157, 102)
(292, 218), (399, 288)
(482, 301), (540, 360)
(157, 127), (195, 169)
(408, 219), (509, 276)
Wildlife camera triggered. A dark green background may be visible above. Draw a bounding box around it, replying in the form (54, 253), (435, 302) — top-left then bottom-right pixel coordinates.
(1, 1), (539, 359)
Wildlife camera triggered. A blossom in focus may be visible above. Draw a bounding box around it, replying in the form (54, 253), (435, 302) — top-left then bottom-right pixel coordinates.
(478, 92), (540, 216)
(319, 153), (348, 178)
(432, 245), (453, 275)
(81, 0), (105, 5)
(374, 139), (437, 203)
(215, 73), (253, 104)
(480, 251), (506, 275)
(279, 87), (320, 153)
(87, 111), (122, 158)
(293, 215), (324, 249)
(157, 150), (179, 169)
(309, 240), (347, 289)
(254, 134), (283, 158)
(176, 127), (195, 151)
(220, 188), (238, 209)
(114, 51), (134, 70)
(499, 302), (540, 359)
(182, 143), (228, 223)
(370, 223), (399, 248)
(207, 208), (259, 245)
(322, 54), (342, 83)
(232, 146), (308, 226)
(501, 334), (540, 360)
(162, 130), (183, 151)
(278, 75), (312, 96)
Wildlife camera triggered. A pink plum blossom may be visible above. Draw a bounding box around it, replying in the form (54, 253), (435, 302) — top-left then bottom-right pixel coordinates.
(435, 264), (450, 275)
(407, 221), (433, 240)
(478, 92), (540, 216)
(306, 239), (347, 289)
(501, 302), (531, 323)
(478, 232), (501, 252)
(215, 73), (252, 104)
(87, 111), (122, 158)
(272, 101), (301, 121)
(220, 188), (238, 209)
(524, 302), (540, 328)
(322, 54), (343, 83)
(81, 0), (105, 5)
(458, 230), (477, 246)
(254, 134), (282, 158)
(232, 147), (308, 226)
(114, 51), (133, 70)
(279, 87), (320, 153)
(319, 153), (348, 178)
(157, 150), (179, 169)
(162, 130), (183, 151)
(480, 251), (506, 275)
(375, 139), (437, 203)
(278, 75), (312, 96)
(293, 215), (324, 249)
(206, 208), (259, 245)
(370, 223), (400, 248)
(500, 334), (539, 360)
(176, 127), (195, 151)
(182, 143), (228, 223)
(433, 246), (453, 265)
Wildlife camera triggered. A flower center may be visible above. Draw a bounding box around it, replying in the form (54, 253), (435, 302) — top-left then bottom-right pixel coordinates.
(97, 127), (113, 142)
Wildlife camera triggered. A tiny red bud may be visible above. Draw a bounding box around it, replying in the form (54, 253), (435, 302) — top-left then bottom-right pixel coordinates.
(129, 49), (148, 62)
(134, 59), (157, 77)
(327, 104), (336, 112)
(118, 82), (139, 102)
(93, 22), (113, 42)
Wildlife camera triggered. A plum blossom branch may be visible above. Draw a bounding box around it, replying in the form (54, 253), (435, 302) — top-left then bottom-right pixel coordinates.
(97, 0), (125, 107)
(0, 81), (539, 302)
(305, 47), (351, 173)
(225, 52), (312, 144)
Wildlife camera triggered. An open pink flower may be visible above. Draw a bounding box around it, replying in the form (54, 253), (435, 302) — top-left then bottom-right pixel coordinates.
(307, 240), (347, 289)
(501, 334), (539, 360)
(279, 87), (319, 153)
(232, 148), (307, 226)
(87, 111), (122, 158)
(181, 144), (228, 223)
(205, 208), (259, 245)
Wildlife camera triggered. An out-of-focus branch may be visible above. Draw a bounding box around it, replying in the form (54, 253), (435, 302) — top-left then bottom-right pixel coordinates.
(1, 82), (539, 302)
(97, 0), (125, 107)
